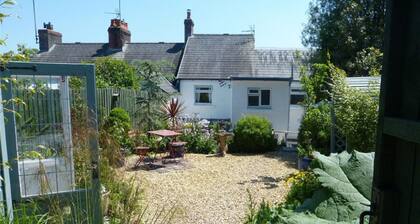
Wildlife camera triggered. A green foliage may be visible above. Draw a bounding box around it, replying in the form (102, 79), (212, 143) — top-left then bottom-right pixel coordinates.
(297, 102), (331, 157)
(103, 107), (133, 150)
(135, 60), (172, 131)
(331, 72), (379, 152)
(302, 0), (385, 75)
(246, 151), (374, 223)
(91, 57), (138, 88)
(0, 202), (49, 224)
(349, 47), (383, 76)
(180, 124), (218, 154)
(301, 62), (347, 105)
(1, 44), (38, 64)
(161, 98), (184, 130)
(229, 115), (277, 153)
(284, 171), (321, 210)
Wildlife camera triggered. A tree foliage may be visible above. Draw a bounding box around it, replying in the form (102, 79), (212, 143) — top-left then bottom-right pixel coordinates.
(90, 57), (138, 88)
(135, 61), (172, 131)
(331, 70), (379, 152)
(1, 44), (38, 63)
(302, 0), (385, 75)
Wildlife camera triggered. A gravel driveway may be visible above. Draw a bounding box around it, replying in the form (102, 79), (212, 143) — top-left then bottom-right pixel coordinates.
(124, 150), (297, 224)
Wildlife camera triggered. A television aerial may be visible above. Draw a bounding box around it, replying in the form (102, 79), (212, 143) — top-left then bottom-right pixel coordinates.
(105, 0), (122, 19)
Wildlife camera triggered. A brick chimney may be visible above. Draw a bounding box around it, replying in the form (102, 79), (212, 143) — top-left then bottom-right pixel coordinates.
(108, 19), (131, 49)
(184, 9), (194, 43)
(38, 22), (62, 52)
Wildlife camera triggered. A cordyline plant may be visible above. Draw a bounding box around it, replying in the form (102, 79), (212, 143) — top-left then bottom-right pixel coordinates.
(161, 98), (184, 130)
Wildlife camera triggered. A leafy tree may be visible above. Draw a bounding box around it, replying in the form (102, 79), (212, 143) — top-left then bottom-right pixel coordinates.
(331, 70), (379, 152)
(135, 61), (172, 131)
(349, 47), (383, 76)
(1, 44), (38, 63)
(90, 57), (138, 88)
(302, 0), (385, 75)
(301, 60), (347, 105)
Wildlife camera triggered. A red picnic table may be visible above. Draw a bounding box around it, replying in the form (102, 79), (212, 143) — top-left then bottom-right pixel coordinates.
(147, 129), (186, 163)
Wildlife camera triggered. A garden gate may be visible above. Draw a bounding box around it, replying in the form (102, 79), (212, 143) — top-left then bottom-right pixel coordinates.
(366, 0), (420, 223)
(0, 62), (102, 223)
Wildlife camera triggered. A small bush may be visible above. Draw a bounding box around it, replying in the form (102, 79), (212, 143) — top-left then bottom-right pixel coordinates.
(229, 115), (277, 153)
(103, 107), (133, 150)
(297, 102), (331, 157)
(180, 125), (218, 154)
(180, 131), (218, 154)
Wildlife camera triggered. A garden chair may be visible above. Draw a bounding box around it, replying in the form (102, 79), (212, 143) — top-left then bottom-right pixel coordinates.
(134, 146), (151, 167)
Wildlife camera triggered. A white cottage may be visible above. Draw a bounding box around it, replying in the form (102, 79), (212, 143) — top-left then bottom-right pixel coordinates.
(176, 34), (304, 135)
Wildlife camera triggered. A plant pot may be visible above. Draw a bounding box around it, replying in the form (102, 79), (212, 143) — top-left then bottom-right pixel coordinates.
(298, 157), (313, 170)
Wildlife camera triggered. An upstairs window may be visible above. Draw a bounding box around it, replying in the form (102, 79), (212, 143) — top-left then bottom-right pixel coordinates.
(248, 88), (271, 108)
(195, 86), (212, 104)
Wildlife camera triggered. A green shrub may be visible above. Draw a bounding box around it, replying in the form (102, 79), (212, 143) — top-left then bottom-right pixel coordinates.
(284, 171), (321, 210)
(297, 102), (331, 157)
(103, 107), (133, 150)
(180, 128), (218, 154)
(229, 115), (277, 153)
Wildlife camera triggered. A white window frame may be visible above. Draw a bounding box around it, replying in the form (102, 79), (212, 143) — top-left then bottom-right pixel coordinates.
(194, 85), (213, 105)
(247, 88), (271, 109)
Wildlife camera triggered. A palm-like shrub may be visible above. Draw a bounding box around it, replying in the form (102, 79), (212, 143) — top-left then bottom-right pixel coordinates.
(229, 115), (277, 153)
(162, 98), (184, 130)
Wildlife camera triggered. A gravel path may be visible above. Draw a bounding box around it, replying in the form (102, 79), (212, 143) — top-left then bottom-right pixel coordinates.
(123, 150), (297, 224)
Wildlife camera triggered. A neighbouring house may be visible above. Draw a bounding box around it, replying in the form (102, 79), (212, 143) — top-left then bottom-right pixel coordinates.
(177, 34), (305, 134)
(32, 10), (307, 139)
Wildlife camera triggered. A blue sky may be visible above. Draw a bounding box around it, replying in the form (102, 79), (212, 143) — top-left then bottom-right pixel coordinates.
(1, 0), (310, 52)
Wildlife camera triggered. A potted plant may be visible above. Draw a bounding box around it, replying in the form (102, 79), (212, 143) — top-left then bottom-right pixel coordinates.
(297, 145), (314, 170)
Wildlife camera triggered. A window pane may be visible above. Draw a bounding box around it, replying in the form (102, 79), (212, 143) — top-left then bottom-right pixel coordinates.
(261, 90), (270, 105)
(291, 94), (305, 104)
(199, 93), (210, 103)
(248, 95), (259, 106)
(248, 89), (259, 94)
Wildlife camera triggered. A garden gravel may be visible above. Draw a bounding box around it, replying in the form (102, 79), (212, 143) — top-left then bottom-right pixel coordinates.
(123, 150), (297, 224)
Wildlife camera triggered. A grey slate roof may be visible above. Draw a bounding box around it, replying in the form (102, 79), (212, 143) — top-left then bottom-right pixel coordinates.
(177, 34), (307, 80)
(32, 42), (184, 74)
(32, 42), (183, 93)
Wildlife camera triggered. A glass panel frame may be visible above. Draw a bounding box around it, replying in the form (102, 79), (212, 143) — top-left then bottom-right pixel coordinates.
(0, 62), (102, 223)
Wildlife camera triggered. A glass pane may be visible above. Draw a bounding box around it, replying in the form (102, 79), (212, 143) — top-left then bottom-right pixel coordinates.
(248, 89), (259, 94)
(291, 94), (305, 104)
(261, 90), (270, 105)
(198, 93), (210, 103)
(12, 75), (91, 197)
(248, 95), (259, 106)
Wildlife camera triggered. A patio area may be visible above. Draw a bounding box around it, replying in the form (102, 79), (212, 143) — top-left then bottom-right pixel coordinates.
(123, 150), (297, 224)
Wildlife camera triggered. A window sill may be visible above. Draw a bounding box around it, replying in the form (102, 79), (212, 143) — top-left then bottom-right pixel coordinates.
(194, 103), (213, 106)
(247, 106), (272, 110)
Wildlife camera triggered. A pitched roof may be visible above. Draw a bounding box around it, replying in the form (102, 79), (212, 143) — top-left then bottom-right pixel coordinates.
(32, 42), (185, 74)
(177, 34), (306, 80)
